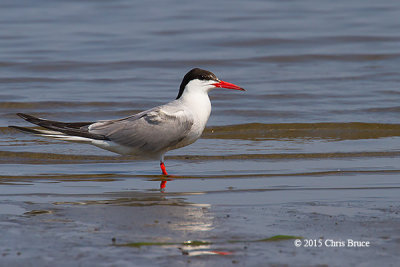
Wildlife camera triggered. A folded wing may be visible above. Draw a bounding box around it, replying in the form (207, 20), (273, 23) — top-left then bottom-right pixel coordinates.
(89, 106), (194, 153)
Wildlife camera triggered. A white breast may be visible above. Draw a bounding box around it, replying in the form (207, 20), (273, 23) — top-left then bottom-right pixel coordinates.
(169, 90), (212, 150)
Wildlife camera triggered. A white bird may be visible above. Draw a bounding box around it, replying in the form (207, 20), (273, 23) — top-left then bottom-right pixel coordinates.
(10, 68), (245, 188)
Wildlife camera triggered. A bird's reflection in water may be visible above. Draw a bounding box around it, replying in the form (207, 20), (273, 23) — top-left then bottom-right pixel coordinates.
(160, 180), (167, 191)
(159, 176), (176, 192)
(48, 180), (222, 255)
(55, 190), (214, 233)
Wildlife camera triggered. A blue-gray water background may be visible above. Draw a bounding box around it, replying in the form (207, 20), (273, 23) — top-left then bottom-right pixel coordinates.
(1, 0), (400, 266)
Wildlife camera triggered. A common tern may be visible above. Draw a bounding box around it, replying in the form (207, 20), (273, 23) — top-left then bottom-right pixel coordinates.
(10, 68), (245, 188)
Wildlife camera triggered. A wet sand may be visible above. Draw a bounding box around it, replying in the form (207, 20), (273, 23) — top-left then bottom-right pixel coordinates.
(1, 177), (399, 266)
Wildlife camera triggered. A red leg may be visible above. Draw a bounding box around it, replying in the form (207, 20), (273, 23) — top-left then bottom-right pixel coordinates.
(160, 162), (168, 175)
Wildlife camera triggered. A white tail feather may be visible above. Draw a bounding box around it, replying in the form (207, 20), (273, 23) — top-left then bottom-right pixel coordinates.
(44, 135), (93, 143)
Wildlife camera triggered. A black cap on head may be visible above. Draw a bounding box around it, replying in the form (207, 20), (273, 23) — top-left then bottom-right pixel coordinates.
(176, 68), (219, 99)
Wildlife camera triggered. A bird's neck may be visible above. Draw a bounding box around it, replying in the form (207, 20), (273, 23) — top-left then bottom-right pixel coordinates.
(180, 91), (212, 125)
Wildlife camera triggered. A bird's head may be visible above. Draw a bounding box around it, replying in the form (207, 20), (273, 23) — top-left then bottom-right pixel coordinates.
(176, 68), (245, 99)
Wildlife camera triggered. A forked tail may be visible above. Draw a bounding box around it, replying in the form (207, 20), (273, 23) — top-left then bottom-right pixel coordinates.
(9, 113), (109, 142)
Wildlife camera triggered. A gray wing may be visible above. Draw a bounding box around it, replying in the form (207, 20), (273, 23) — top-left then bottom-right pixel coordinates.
(88, 105), (194, 153)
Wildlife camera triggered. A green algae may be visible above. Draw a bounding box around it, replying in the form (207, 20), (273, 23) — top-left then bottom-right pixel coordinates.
(116, 235), (301, 248)
(256, 235), (303, 242)
(24, 210), (53, 216)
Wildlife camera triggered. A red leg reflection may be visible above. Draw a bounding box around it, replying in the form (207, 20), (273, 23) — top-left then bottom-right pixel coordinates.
(160, 180), (167, 190)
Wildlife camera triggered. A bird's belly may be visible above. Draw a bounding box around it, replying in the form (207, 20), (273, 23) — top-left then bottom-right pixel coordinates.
(90, 140), (161, 159)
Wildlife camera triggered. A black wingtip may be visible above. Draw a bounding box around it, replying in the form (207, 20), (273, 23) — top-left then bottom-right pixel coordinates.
(16, 113), (44, 125)
(16, 113), (28, 118)
(16, 113), (35, 120)
(12, 113), (106, 140)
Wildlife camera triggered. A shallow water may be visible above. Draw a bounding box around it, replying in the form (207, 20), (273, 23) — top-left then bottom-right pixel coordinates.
(1, 0), (400, 266)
